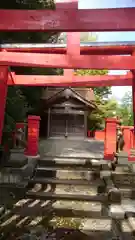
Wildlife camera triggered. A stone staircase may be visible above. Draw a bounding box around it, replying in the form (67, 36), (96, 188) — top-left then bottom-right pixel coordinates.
(27, 156), (109, 202)
(24, 155), (129, 239)
(1, 139), (135, 239)
(22, 153), (135, 239)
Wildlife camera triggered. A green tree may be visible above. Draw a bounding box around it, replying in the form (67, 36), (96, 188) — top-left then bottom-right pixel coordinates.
(116, 91), (133, 126)
(80, 33), (97, 42)
(74, 69), (111, 98)
(75, 69), (113, 130)
(87, 97), (118, 130)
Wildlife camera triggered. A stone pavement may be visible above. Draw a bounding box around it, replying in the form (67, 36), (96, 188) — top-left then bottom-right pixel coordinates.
(39, 138), (104, 158)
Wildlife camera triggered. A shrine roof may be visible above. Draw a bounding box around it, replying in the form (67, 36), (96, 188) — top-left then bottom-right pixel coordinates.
(44, 87), (96, 109)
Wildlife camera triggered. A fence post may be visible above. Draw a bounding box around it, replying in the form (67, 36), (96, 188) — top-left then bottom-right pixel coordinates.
(104, 118), (118, 160)
(26, 115), (41, 157)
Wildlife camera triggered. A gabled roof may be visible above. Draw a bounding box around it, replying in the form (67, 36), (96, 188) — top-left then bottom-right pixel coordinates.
(45, 87), (97, 109)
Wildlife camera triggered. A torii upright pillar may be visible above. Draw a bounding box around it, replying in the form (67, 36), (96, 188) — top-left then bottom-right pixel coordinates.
(129, 53), (135, 161)
(0, 66), (8, 143)
(132, 75), (135, 148)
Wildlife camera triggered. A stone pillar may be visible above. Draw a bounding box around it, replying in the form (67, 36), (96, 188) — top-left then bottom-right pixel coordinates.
(26, 115), (41, 156)
(104, 118), (118, 160)
(0, 66), (8, 143)
(129, 53), (135, 160)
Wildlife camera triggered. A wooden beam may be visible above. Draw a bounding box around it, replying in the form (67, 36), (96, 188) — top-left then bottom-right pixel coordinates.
(64, 31), (80, 76)
(0, 52), (135, 69)
(67, 32), (80, 55)
(1, 50), (15, 85)
(11, 74), (132, 86)
(7, 71), (15, 85)
(0, 8), (135, 31)
(2, 44), (135, 55)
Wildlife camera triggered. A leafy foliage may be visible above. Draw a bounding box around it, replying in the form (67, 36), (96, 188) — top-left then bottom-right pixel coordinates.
(116, 91), (133, 126)
(74, 69), (111, 98)
(75, 69), (113, 130)
(89, 90), (134, 130)
(87, 97), (118, 130)
(80, 33), (97, 42)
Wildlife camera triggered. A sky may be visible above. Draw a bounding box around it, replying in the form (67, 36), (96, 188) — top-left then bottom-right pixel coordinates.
(79, 0), (135, 101)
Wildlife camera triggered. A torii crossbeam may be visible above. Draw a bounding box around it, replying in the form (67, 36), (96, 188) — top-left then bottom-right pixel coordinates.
(0, 51), (135, 70)
(0, 8), (135, 31)
(8, 73), (133, 87)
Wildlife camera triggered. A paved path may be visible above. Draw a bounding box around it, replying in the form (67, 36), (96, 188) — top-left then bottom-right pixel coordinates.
(39, 138), (104, 158)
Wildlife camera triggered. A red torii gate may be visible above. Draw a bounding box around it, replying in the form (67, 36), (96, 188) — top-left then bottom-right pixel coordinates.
(0, 51), (135, 69)
(0, 0), (135, 159)
(7, 72), (133, 87)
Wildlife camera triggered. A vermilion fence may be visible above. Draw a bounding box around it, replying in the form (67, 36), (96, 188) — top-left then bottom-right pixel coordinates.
(87, 130), (105, 141)
(88, 126), (134, 154)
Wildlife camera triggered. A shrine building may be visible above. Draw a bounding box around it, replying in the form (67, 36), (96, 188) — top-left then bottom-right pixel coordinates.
(40, 87), (97, 138)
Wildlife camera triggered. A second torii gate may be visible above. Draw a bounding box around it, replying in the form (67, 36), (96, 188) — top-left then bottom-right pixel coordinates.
(0, 0), (135, 160)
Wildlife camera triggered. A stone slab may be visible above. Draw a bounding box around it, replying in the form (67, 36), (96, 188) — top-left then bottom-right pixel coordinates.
(81, 218), (112, 231)
(109, 205), (125, 219)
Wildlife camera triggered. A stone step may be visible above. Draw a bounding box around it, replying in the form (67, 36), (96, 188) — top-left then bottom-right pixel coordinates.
(29, 177), (104, 186)
(115, 165), (132, 173)
(109, 204), (125, 219)
(112, 172), (135, 185)
(12, 200), (107, 218)
(119, 188), (135, 199)
(103, 176), (135, 201)
(100, 171), (135, 184)
(81, 218), (133, 238)
(38, 158), (110, 170)
(81, 218), (114, 239)
(35, 168), (100, 180)
(27, 184), (121, 203)
(52, 201), (105, 218)
(41, 155), (103, 160)
(29, 178), (106, 194)
(29, 184), (102, 195)
(102, 171), (135, 177)
(36, 166), (99, 172)
(26, 191), (107, 202)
